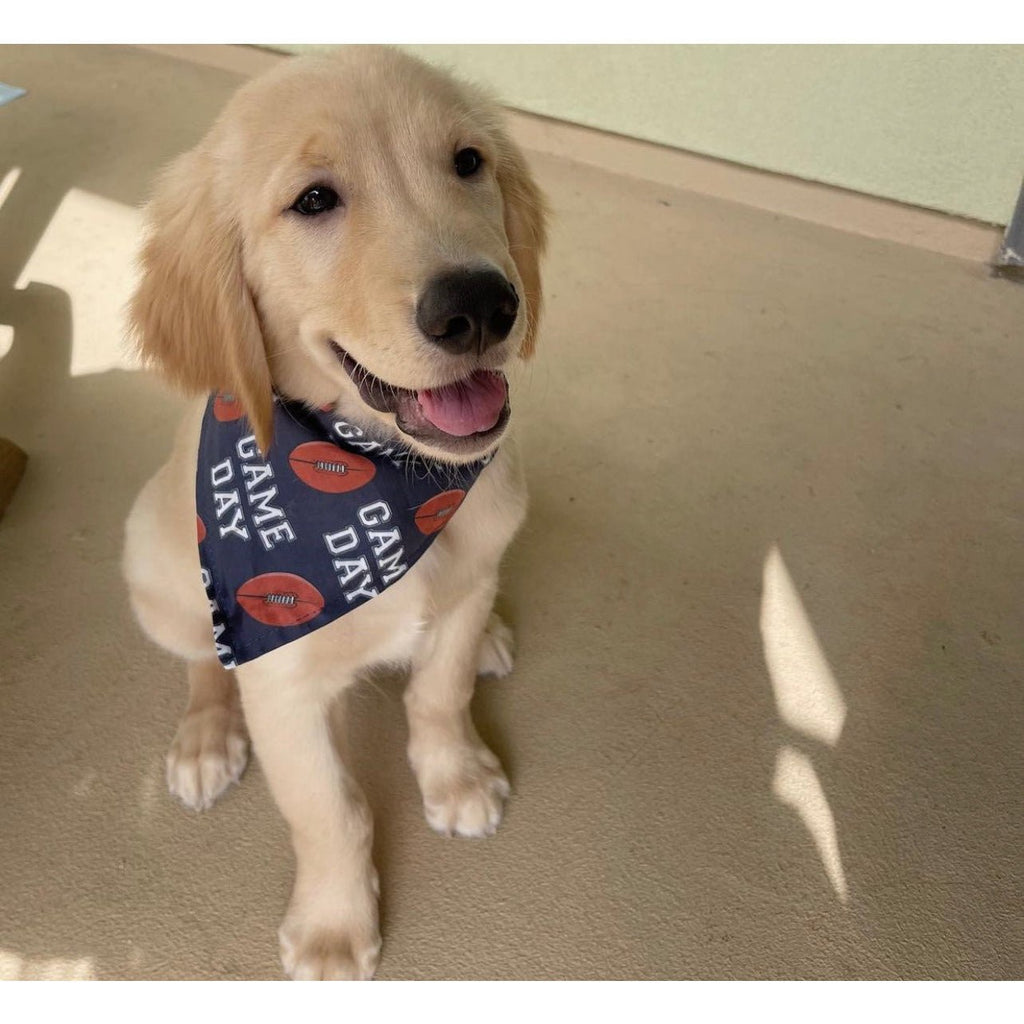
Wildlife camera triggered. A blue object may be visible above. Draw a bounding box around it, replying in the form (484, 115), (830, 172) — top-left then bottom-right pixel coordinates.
(0, 83), (26, 106)
(196, 394), (491, 667)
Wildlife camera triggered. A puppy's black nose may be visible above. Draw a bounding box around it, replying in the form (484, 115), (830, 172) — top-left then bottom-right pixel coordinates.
(416, 268), (519, 355)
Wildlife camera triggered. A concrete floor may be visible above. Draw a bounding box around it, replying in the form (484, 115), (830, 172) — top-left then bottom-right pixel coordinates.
(1, 45), (1023, 981)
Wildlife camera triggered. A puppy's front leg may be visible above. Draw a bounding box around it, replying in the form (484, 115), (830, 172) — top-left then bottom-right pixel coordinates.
(405, 577), (510, 837)
(239, 666), (380, 980)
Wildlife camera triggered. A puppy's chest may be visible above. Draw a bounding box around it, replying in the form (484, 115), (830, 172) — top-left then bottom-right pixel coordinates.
(328, 452), (526, 665)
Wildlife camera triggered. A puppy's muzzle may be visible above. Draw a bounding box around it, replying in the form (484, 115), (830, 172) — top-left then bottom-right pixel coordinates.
(416, 268), (519, 356)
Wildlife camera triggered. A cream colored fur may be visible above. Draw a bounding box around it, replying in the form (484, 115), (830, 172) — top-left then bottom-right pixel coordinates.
(121, 47), (547, 980)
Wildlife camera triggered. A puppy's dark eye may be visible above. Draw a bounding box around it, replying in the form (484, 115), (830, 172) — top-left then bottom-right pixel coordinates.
(291, 186), (340, 216)
(454, 147), (483, 178)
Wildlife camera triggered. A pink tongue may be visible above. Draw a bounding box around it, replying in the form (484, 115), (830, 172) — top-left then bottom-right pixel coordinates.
(417, 371), (507, 437)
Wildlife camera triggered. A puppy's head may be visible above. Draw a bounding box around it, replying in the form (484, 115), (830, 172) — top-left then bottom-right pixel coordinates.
(130, 47), (548, 462)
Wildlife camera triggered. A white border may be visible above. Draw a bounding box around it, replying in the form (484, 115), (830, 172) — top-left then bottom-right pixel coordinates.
(2, 2), (1024, 43)
(0, 980), (1017, 1019)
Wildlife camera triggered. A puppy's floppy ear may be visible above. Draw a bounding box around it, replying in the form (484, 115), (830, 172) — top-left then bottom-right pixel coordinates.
(129, 146), (274, 453)
(494, 132), (549, 360)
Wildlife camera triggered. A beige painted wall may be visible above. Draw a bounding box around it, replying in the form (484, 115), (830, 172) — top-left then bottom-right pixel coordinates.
(277, 45), (1024, 227)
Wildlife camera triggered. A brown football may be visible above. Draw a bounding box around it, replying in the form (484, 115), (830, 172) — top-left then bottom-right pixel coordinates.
(414, 489), (466, 535)
(213, 393), (245, 422)
(288, 441), (376, 494)
(235, 572), (325, 627)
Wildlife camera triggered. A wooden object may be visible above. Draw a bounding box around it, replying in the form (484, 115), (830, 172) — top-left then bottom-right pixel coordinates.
(0, 437), (27, 519)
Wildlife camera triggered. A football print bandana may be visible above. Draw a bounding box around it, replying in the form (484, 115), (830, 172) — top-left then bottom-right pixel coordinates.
(196, 394), (491, 668)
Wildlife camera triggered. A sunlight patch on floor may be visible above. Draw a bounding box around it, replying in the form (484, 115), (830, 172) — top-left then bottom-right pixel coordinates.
(0, 948), (96, 980)
(1, 167), (22, 360)
(761, 544), (850, 903)
(772, 745), (849, 902)
(760, 545), (847, 746)
(0, 165), (20, 209)
(13, 185), (142, 377)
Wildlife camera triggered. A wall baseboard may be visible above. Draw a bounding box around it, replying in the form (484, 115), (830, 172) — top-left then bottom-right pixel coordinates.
(137, 44), (1004, 266)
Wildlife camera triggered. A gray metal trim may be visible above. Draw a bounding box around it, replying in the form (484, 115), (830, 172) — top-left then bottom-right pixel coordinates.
(996, 178), (1024, 268)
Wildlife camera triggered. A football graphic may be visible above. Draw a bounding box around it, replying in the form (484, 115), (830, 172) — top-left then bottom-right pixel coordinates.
(235, 572), (325, 627)
(196, 514), (206, 543)
(213, 392), (245, 422)
(288, 441), (376, 493)
(414, 489), (466, 535)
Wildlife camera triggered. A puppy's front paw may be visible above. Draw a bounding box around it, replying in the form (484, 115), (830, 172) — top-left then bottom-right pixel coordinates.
(415, 741), (510, 838)
(279, 880), (381, 981)
(166, 704), (249, 811)
(477, 612), (515, 678)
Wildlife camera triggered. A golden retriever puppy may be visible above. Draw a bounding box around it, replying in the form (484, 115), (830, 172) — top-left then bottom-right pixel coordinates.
(122, 46), (547, 980)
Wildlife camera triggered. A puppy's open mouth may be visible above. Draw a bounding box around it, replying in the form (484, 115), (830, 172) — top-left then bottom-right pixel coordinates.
(329, 341), (510, 453)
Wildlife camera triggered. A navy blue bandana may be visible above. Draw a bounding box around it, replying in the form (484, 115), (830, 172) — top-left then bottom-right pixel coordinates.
(196, 394), (491, 668)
